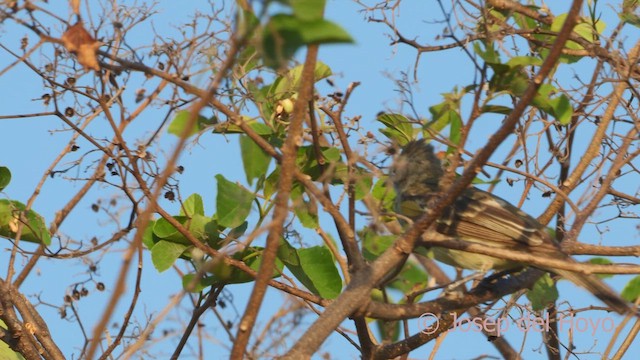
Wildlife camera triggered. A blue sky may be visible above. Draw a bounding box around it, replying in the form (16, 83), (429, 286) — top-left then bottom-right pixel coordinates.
(1, 1), (639, 359)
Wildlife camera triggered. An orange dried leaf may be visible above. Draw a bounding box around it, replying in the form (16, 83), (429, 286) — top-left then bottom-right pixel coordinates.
(70, 0), (80, 15)
(61, 23), (101, 71)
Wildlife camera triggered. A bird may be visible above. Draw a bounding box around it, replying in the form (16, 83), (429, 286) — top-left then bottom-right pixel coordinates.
(390, 139), (636, 315)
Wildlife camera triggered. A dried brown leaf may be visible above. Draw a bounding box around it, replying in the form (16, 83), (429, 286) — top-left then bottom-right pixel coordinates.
(61, 23), (101, 71)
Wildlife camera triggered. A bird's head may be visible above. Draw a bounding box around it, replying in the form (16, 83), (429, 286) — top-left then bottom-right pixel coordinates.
(390, 139), (444, 197)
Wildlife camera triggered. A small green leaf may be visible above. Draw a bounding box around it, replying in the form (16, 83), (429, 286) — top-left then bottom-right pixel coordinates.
(212, 118), (274, 135)
(293, 196), (319, 228)
(448, 110), (462, 150)
(182, 273), (217, 292)
(151, 240), (189, 272)
(297, 246), (342, 299)
(473, 41), (500, 64)
(387, 259), (429, 295)
(142, 220), (158, 249)
(549, 94), (573, 125)
(622, 275), (640, 302)
(168, 110), (211, 138)
(153, 216), (190, 244)
(291, 0), (326, 21)
(620, 12), (640, 28)
(0, 320), (26, 360)
(481, 104), (513, 115)
(152, 215), (217, 245)
(526, 273), (559, 311)
(375, 318), (400, 343)
(371, 178), (395, 213)
(277, 238), (301, 267)
(262, 15), (352, 68)
(240, 136), (272, 186)
(0, 166), (11, 191)
(0, 200), (50, 245)
(506, 56), (543, 67)
(207, 247), (284, 284)
(180, 193), (205, 217)
(587, 257), (613, 279)
(271, 62), (332, 98)
(361, 229), (395, 260)
(278, 239), (341, 298)
(377, 113), (414, 145)
(354, 174), (372, 200)
(215, 175), (255, 228)
(264, 167), (280, 199)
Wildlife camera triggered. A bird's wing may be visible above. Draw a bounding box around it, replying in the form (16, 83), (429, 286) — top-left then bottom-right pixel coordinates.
(435, 188), (549, 247)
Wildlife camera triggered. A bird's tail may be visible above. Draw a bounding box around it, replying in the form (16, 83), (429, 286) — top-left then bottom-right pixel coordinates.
(554, 268), (637, 316)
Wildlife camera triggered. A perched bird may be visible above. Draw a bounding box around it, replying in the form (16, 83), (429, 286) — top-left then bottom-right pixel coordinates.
(390, 139), (635, 315)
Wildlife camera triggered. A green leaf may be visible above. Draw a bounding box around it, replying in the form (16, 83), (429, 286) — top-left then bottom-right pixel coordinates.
(262, 14), (352, 68)
(291, 0), (326, 21)
(0, 320), (26, 360)
(215, 175), (255, 228)
(277, 239), (341, 298)
(207, 247), (284, 284)
(142, 220), (158, 249)
(182, 273), (217, 292)
(480, 104), (513, 115)
(489, 67), (529, 96)
(386, 259), (429, 295)
(271, 62), (332, 98)
(293, 196), (318, 229)
(551, 15), (605, 62)
(168, 110), (211, 138)
(526, 273), (559, 311)
(294, 146), (343, 182)
(151, 240), (189, 272)
(0, 200), (50, 245)
(473, 42), (500, 64)
(277, 238), (301, 266)
(264, 167), (280, 199)
(377, 113), (414, 145)
(180, 193), (205, 217)
(375, 318), (400, 343)
(354, 173), (372, 200)
(587, 257), (613, 279)
(448, 110), (462, 150)
(152, 215), (218, 245)
(361, 229), (395, 260)
(212, 118), (274, 135)
(153, 216), (190, 244)
(240, 136), (272, 186)
(0, 166), (11, 191)
(297, 246), (342, 299)
(549, 94), (573, 125)
(506, 56), (543, 67)
(371, 177), (396, 213)
(620, 12), (640, 28)
(621, 275), (640, 302)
